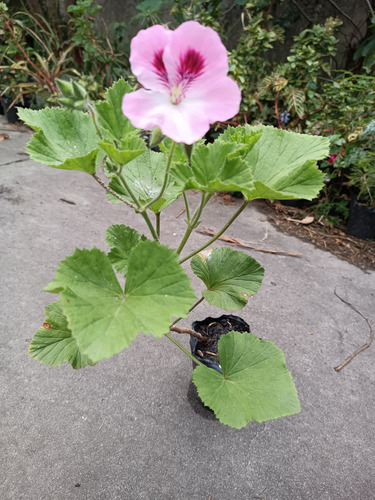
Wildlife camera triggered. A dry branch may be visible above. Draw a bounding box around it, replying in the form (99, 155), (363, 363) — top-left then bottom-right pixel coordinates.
(333, 289), (374, 371)
(196, 226), (302, 257)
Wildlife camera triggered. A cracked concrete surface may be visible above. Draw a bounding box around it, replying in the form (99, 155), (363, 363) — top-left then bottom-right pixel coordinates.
(1, 116), (374, 500)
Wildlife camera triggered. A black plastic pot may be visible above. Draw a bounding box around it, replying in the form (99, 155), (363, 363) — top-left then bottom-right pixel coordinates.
(190, 314), (251, 374)
(1, 97), (19, 124)
(188, 315), (251, 418)
(347, 194), (375, 240)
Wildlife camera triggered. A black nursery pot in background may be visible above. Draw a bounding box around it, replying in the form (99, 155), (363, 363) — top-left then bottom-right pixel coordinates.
(347, 194), (375, 240)
(1, 97), (19, 124)
(190, 314), (251, 373)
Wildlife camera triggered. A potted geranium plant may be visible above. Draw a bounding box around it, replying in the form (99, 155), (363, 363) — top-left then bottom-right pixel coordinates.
(18, 21), (329, 429)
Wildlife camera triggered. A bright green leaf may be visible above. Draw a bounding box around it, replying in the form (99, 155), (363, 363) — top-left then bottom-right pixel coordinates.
(29, 301), (95, 369)
(45, 243), (196, 362)
(108, 150), (182, 212)
(171, 139), (258, 198)
(191, 247), (264, 309)
(99, 131), (147, 165)
(106, 224), (147, 274)
(193, 331), (301, 428)
(220, 125), (329, 201)
(17, 107), (101, 173)
(95, 79), (135, 141)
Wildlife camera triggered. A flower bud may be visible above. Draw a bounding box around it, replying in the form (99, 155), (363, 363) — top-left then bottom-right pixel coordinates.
(149, 127), (164, 148)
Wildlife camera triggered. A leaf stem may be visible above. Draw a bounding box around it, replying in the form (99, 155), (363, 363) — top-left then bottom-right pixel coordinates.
(117, 170), (159, 241)
(183, 192), (191, 222)
(156, 212), (161, 239)
(176, 192), (210, 255)
(171, 296), (205, 327)
(165, 333), (204, 366)
(92, 173), (135, 208)
(143, 141), (176, 211)
(179, 199), (249, 264)
(88, 102), (103, 139)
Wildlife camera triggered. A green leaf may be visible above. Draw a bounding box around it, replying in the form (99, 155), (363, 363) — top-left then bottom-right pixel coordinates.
(106, 224), (147, 275)
(191, 248), (264, 309)
(17, 107), (101, 173)
(99, 131), (147, 165)
(108, 150), (182, 212)
(45, 243), (196, 362)
(220, 125), (328, 201)
(29, 301), (95, 369)
(95, 79), (135, 141)
(170, 138), (258, 198)
(193, 331), (301, 428)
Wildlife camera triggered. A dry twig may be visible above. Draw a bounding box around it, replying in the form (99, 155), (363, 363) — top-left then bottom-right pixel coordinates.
(333, 289), (374, 372)
(196, 226), (302, 257)
(170, 325), (206, 342)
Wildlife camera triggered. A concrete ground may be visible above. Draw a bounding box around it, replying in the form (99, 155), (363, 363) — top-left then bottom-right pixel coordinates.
(1, 116), (374, 500)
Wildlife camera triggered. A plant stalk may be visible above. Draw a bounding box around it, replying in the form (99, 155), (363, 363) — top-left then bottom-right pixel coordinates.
(165, 333), (204, 366)
(143, 141), (176, 211)
(118, 171), (159, 241)
(155, 212), (161, 239)
(179, 199), (249, 264)
(171, 296), (205, 327)
(183, 192), (191, 222)
(176, 192), (210, 255)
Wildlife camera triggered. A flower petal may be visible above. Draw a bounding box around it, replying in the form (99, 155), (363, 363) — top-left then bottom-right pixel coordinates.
(129, 24), (172, 91)
(123, 90), (212, 144)
(186, 76), (241, 123)
(163, 21), (229, 86)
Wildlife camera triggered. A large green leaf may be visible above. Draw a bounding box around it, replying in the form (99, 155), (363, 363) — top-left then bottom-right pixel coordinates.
(99, 132), (147, 165)
(108, 150), (182, 212)
(170, 138), (258, 198)
(28, 301), (95, 369)
(219, 125), (329, 201)
(95, 79), (135, 141)
(17, 107), (102, 173)
(193, 331), (301, 428)
(191, 247), (264, 309)
(45, 242), (196, 362)
(106, 224), (147, 275)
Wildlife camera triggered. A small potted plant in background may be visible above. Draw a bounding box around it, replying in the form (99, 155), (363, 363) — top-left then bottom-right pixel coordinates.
(18, 21), (329, 429)
(346, 121), (375, 239)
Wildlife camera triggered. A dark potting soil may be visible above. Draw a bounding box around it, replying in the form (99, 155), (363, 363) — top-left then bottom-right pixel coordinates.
(193, 315), (250, 363)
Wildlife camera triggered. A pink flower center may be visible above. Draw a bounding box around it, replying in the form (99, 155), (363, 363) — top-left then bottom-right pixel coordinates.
(152, 47), (205, 105)
(170, 48), (205, 104)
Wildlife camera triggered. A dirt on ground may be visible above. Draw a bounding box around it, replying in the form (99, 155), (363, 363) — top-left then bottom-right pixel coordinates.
(254, 199), (375, 273)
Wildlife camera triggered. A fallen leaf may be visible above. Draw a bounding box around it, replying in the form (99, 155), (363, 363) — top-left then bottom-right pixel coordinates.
(287, 216), (314, 225)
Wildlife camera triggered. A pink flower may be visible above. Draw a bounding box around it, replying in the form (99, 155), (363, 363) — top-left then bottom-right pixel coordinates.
(122, 21), (241, 145)
(328, 154), (338, 165)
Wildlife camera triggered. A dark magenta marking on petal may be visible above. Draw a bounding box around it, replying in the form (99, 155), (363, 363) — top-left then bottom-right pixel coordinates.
(178, 48), (205, 81)
(153, 49), (169, 84)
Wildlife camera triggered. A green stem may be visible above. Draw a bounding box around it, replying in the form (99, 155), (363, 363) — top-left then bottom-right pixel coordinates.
(143, 141), (176, 211)
(176, 192), (209, 255)
(171, 296), (205, 327)
(156, 212), (161, 239)
(118, 171), (141, 209)
(183, 192), (191, 222)
(140, 212), (159, 241)
(118, 170), (159, 241)
(88, 102), (103, 140)
(92, 173), (135, 208)
(179, 199), (249, 264)
(165, 333), (204, 366)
